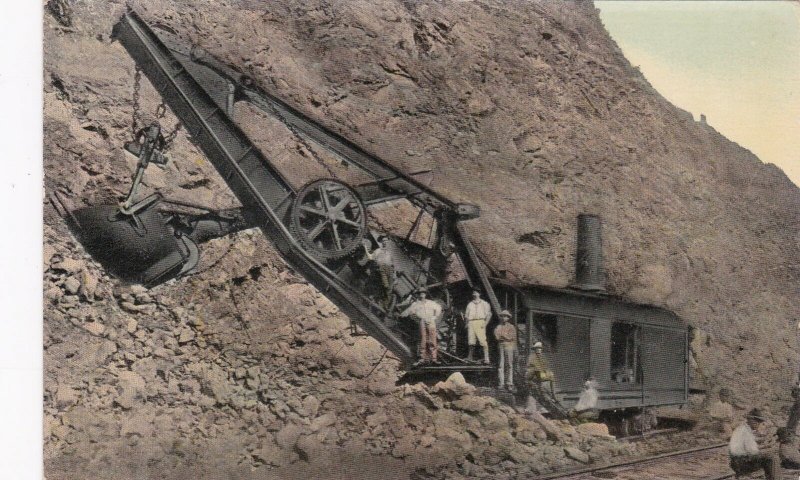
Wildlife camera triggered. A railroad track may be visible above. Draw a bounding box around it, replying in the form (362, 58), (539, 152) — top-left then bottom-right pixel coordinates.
(535, 443), (730, 480)
(536, 443), (800, 480)
(709, 469), (800, 480)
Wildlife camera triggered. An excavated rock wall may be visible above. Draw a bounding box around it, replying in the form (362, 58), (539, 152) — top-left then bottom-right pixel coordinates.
(44, 0), (799, 478)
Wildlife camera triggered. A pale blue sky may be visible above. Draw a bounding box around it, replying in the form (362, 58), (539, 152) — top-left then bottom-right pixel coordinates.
(597, 1), (800, 186)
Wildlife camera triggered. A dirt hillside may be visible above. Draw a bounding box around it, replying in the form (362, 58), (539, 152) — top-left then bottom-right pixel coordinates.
(43, 0), (799, 478)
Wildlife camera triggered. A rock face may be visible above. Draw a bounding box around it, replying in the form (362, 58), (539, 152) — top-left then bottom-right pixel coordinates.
(43, 0), (798, 479)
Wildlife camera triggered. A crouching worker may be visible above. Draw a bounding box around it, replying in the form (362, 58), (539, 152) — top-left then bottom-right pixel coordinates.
(525, 341), (555, 412)
(729, 408), (781, 480)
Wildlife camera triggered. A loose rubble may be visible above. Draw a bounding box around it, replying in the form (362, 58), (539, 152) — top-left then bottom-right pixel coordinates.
(43, 0), (799, 478)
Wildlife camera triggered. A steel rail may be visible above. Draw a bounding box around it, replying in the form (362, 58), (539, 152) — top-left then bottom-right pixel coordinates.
(532, 442), (729, 480)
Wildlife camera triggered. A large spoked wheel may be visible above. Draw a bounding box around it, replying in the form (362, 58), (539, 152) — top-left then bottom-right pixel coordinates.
(290, 179), (367, 261)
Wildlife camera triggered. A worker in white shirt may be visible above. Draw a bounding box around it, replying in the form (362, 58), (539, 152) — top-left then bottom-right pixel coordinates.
(729, 408), (780, 480)
(400, 288), (442, 365)
(364, 235), (395, 310)
(464, 289), (491, 364)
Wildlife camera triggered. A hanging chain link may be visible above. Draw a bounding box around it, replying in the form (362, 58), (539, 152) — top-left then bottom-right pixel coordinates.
(130, 67), (182, 150)
(161, 122), (183, 150)
(131, 65), (142, 138)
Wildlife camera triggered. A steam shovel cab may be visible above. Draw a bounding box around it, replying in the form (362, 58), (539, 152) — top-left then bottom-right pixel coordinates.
(491, 279), (688, 428)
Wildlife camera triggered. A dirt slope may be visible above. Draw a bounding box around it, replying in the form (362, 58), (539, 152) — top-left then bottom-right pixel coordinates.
(43, 0), (799, 478)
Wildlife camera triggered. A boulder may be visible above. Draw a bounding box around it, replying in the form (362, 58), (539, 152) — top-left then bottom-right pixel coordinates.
(575, 422), (612, 438)
(302, 395), (320, 417)
(452, 395), (490, 413)
(79, 269), (99, 300)
(477, 407), (508, 430)
(44, 286), (63, 303)
(198, 364), (234, 405)
(63, 276), (81, 295)
(432, 372), (476, 398)
(82, 321), (105, 337)
(527, 410), (564, 442)
(513, 419), (544, 445)
(564, 446), (590, 464)
(114, 370), (146, 410)
(413, 388), (444, 410)
(275, 423), (303, 449)
(310, 412), (337, 432)
(125, 318), (138, 334)
(55, 386), (80, 409)
(177, 328), (195, 344)
(51, 257), (82, 274)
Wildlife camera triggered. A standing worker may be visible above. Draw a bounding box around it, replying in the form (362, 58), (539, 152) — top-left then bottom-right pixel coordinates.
(464, 289), (491, 364)
(729, 408), (781, 480)
(364, 235), (395, 310)
(526, 341), (555, 404)
(494, 310), (517, 390)
(400, 288), (442, 366)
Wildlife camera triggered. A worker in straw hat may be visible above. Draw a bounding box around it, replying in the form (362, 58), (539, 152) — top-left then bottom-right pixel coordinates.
(400, 287), (442, 366)
(729, 407), (780, 480)
(526, 341), (555, 402)
(493, 310), (517, 390)
(464, 288), (491, 364)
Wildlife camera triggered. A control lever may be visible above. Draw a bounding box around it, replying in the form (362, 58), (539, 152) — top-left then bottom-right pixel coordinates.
(120, 122), (169, 215)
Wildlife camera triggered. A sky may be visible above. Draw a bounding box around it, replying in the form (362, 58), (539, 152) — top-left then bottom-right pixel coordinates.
(596, 0), (800, 187)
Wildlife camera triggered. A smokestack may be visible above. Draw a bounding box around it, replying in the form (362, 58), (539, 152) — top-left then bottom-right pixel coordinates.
(574, 214), (605, 292)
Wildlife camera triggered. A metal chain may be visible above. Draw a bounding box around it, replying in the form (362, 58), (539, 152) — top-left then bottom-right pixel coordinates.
(161, 122), (183, 149)
(131, 65), (142, 138)
(130, 68), (183, 150)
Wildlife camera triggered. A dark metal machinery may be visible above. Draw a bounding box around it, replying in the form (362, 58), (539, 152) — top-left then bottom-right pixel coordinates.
(63, 11), (503, 374)
(58, 12), (689, 421)
(494, 280), (688, 408)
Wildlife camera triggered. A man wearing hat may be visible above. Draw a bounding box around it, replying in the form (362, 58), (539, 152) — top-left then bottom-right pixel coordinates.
(400, 288), (442, 365)
(729, 407), (780, 480)
(364, 235), (395, 310)
(526, 341), (555, 402)
(494, 310), (517, 390)
(464, 289), (492, 364)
